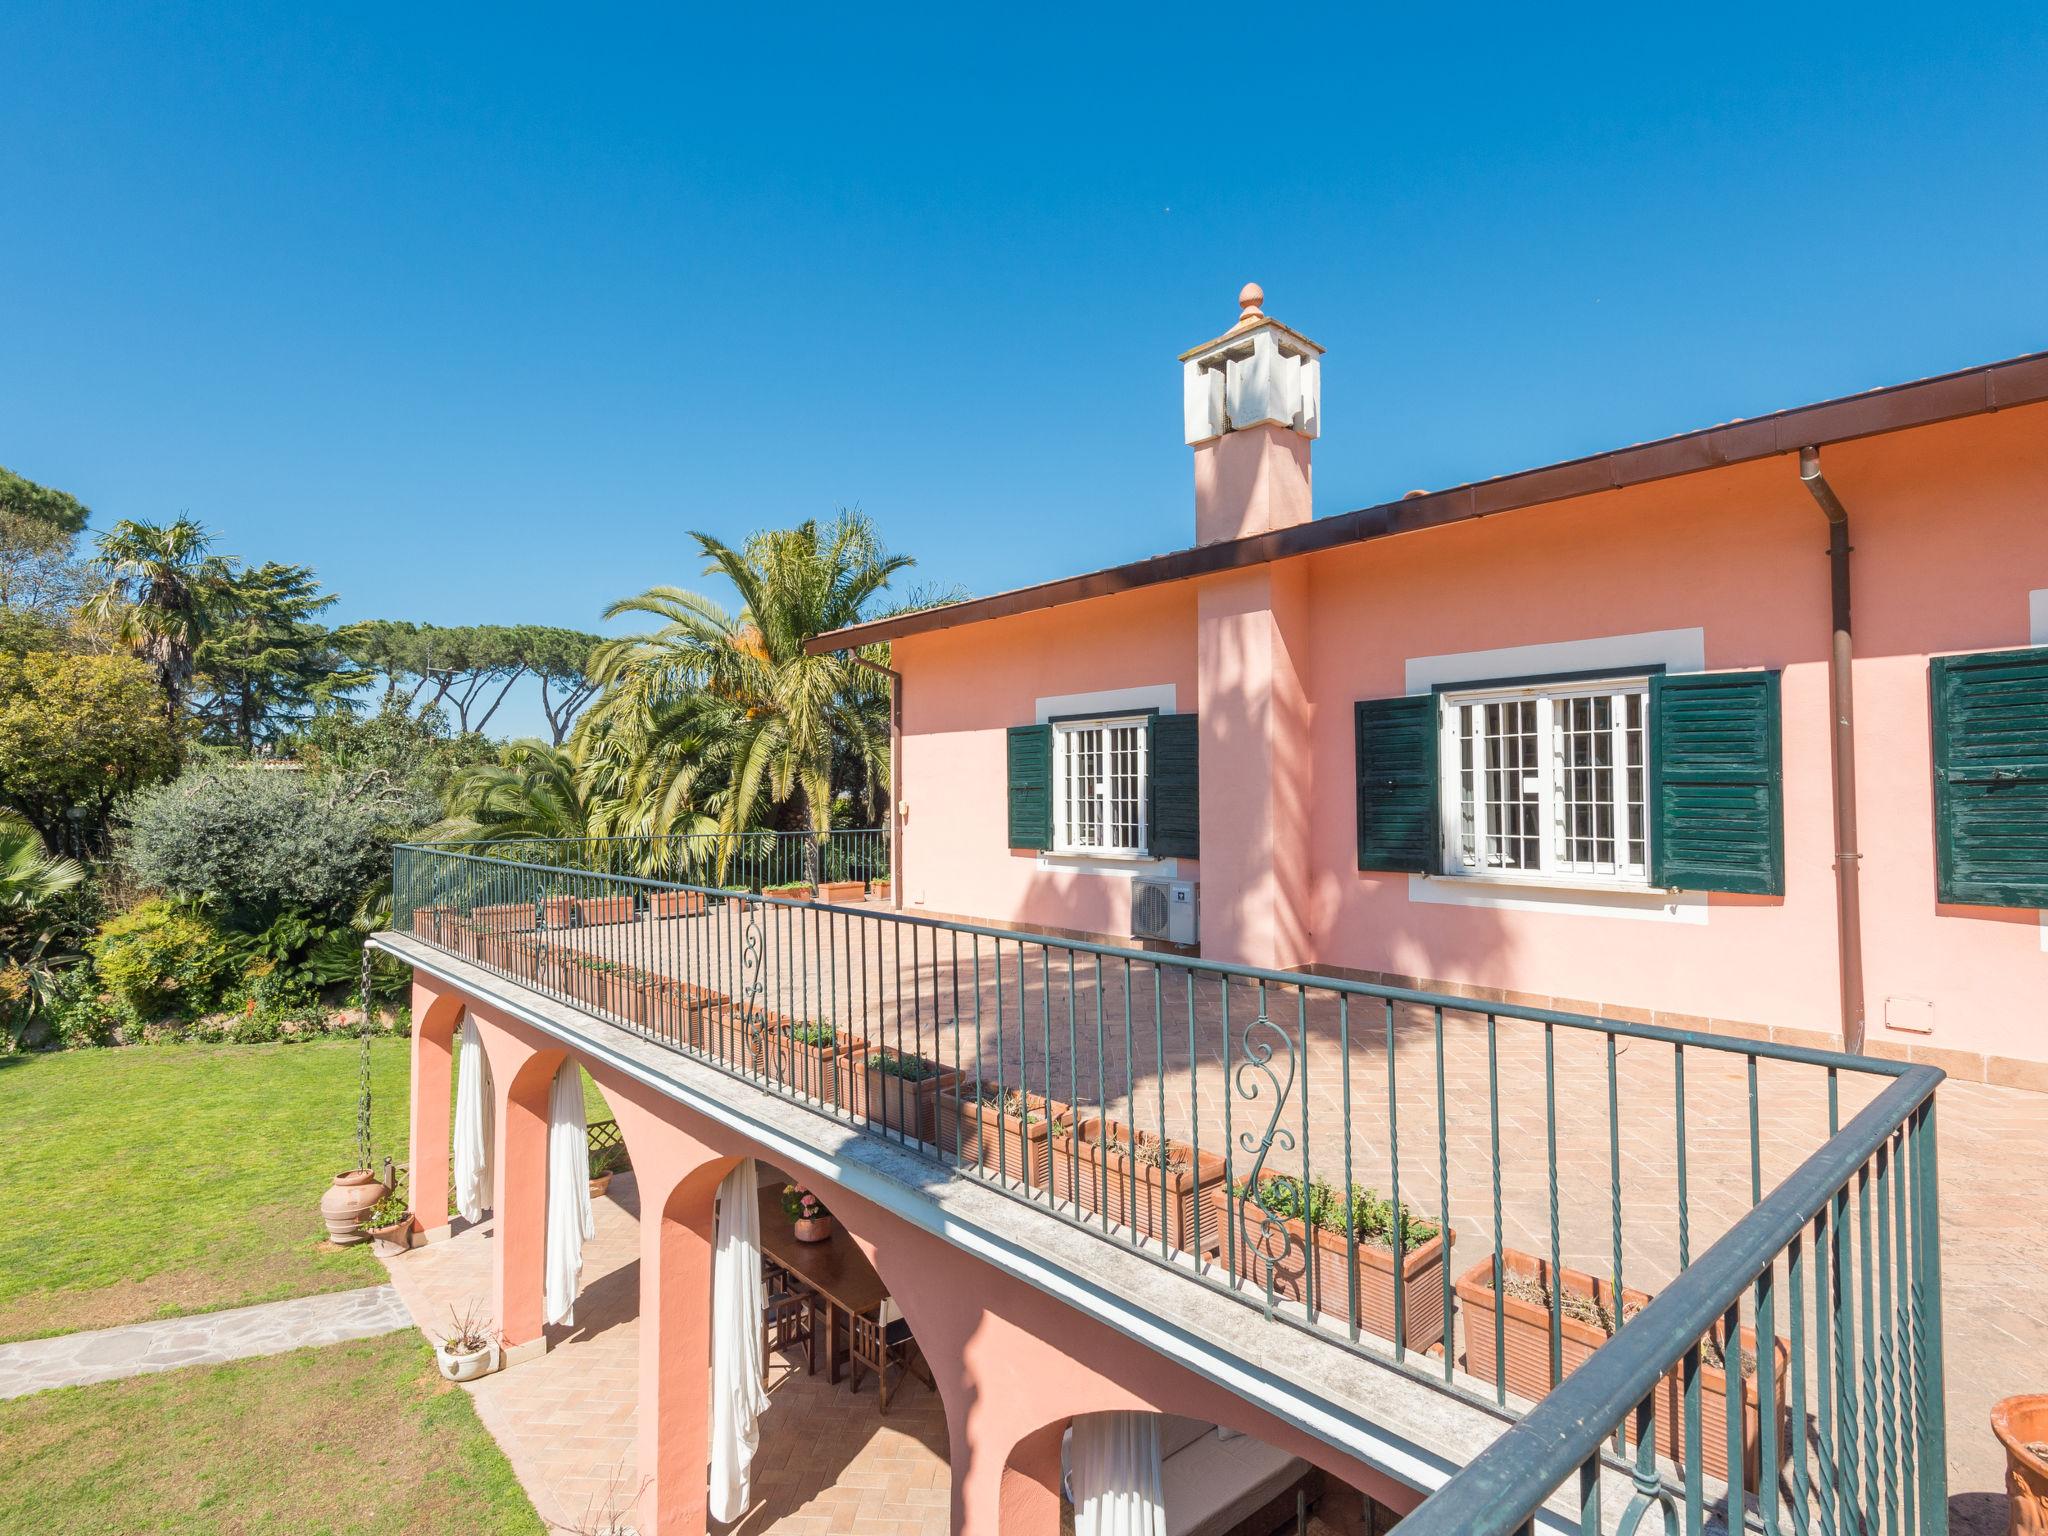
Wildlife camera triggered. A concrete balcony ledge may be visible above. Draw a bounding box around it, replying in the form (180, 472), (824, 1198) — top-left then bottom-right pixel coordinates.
(375, 931), (1684, 1534)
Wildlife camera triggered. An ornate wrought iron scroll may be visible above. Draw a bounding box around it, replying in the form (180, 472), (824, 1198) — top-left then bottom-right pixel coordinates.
(1233, 1012), (1299, 1318)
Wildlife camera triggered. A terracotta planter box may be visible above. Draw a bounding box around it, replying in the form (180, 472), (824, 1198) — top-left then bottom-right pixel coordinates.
(816, 879), (867, 905)
(1457, 1251), (1785, 1490)
(1458, 1251), (1648, 1404)
(648, 888), (707, 919)
(870, 879), (891, 902)
(469, 902), (532, 934)
(539, 895), (580, 930)
(601, 967), (665, 1026)
(933, 1087), (1071, 1188)
(474, 931), (536, 974)
(1049, 1119), (1228, 1256)
(545, 956), (608, 1008)
(1648, 1320), (1789, 1493)
(576, 894), (637, 926)
(753, 1026), (869, 1106)
(762, 884), (816, 902)
(1216, 1191), (1451, 1349)
(416, 905), (457, 945)
(857, 1055), (963, 1144)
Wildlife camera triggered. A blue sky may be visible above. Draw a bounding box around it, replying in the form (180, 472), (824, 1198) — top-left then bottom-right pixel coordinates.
(4, 4), (2045, 738)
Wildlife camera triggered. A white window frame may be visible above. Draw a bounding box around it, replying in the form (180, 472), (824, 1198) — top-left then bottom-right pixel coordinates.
(1050, 714), (1150, 858)
(1435, 675), (1653, 891)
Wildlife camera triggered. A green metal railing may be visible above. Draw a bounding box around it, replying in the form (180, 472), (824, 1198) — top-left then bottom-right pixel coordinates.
(389, 842), (1946, 1533)
(428, 830), (889, 892)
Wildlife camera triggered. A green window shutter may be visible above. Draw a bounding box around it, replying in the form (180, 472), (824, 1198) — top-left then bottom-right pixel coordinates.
(1005, 724), (1053, 851)
(1147, 713), (1200, 858)
(1650, 671), (1783, 895)
(1355, 695), (1438, 873)
(1931, 647), (2048, 907)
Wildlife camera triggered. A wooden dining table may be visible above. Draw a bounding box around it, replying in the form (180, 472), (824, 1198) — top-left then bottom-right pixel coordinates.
(756, 1185), (886, 1384)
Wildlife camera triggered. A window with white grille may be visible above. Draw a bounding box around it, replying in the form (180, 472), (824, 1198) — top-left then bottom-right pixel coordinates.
(1441, 679), (1650, 885)
(1053, 717), (1149, 856)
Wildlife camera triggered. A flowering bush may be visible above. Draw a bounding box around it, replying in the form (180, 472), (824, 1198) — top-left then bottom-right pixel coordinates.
(780, 1184), (829, 1223)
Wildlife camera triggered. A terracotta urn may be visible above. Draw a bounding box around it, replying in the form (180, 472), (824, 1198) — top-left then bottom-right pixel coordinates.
(1994, 1396), (2048, 1535)
(320, 1170), (389, 1245)
(793, 1216), (832, 1244)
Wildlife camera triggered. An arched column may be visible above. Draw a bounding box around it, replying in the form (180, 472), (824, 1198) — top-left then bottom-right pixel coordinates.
(408, 979), (463, 1242)
(470, 1004), (565, 1363)
(585, 1060), (745, 1536)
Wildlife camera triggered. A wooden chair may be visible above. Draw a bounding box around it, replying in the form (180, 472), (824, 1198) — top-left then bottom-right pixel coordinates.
(762, 1270), (816, 1381)
(847, 1300), (931, 1412)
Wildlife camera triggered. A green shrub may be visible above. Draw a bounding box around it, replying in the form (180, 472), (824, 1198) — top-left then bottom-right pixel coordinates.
(119, 765), (434, 926)
(47, 967), (120, 1048)
(89, 898), (241, 1022)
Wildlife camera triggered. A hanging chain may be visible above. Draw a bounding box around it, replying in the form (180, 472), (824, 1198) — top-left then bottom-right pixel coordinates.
(356, 944), (374, 1172)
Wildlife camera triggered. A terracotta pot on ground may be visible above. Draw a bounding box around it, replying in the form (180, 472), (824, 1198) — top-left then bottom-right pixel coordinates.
(367, 1215), (413, 1258)
(933, 1086), (1070, 1188)
(435, 1338), (500, 1383)
(1457, 1250), (1651, 1405)
(648, 888), (707, 919)
(870, 879), (891, 902)
(320, 1170), (389, 1244)
(816, 879), (867, 905)
(1217, 1192), (1452, 1351)
(1994, 1396), (2048, 1535)
(576, 894), (636, 927)
(858, 1055), (963, 1144)
(793, 1216), (832, 1243)
(589, 1172), (613, 1200)
(1049, 1119), (1228, 1256)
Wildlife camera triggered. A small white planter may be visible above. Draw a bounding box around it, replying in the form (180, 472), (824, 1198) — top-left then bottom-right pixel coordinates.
(435, 1338), (501, 1383)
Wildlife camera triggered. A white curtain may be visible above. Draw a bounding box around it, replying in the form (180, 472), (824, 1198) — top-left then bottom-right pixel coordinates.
(453, 1017), (493, 1224)
(708, 1158), (768, 1523)
(1071, 1412), (1166, 1536)
(542, 1063), (595, 1327)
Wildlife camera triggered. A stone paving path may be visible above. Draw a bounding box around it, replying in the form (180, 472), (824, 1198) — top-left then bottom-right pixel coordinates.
(0, 1284), (414, 1400)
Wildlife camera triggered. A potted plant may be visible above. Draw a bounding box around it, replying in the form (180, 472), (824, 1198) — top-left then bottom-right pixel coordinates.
(648, 886), (707, 919)
(577, 890), (636, 927)
(600, 963), (664, 1026)
(762, 880), (816, 902)
(1209, 1175), (1449, 1348)
(1995, 1397), (2048, 1533)
(756, 1018), (869, 1104)
(364, 1192), (413, 1257)
(870, 878), (891, 902)
(934, 1081), (1072, 1188)
(816, 878), (867, 904)
(434, 1303), (502, 1382)
(1458, 1250), (1646, 1402)
(860, 1048), (962, 1144)
(782, 1183), (832, 1242)
(1050, 1120), (1228, 1256)
(588, 1140), (629, 1199)
(1647, 1317), (1790, 1491)
(319, 1167), (389, 1244)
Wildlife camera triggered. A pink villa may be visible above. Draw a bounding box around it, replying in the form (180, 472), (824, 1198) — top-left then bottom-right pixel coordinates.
(377, 291), (2048, 1536)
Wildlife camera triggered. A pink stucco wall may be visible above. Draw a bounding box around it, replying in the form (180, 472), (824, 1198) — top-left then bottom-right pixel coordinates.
(889, 403), (2048, 1072)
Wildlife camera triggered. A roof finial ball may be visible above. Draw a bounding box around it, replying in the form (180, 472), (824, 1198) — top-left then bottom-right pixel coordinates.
(1237, 282), (1265, 321)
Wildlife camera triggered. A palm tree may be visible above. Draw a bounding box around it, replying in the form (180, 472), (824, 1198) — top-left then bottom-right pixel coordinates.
(87, 517), (239, 720)
(429, 741), (598, 846)
(591, 513), (910, 858)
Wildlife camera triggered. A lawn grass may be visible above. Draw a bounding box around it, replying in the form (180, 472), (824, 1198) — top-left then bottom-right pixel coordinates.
(0, 1330), (545, 1535)
(0, 1040), (615, 1343)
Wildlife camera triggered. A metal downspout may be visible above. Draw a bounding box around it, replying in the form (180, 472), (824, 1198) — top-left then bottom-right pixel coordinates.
(851, 655), (905, 912)
(1798, 446), (1867, 1055)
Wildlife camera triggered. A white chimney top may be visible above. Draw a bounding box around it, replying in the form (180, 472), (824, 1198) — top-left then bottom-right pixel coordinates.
(1179, 283), (1323, 447)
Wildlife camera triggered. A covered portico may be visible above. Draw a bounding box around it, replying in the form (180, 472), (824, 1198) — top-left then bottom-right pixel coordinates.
(390, 948), (1441, 1536)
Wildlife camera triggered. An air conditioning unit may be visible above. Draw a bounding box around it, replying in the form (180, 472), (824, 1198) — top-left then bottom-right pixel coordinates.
(1131, 878), (1198, 945)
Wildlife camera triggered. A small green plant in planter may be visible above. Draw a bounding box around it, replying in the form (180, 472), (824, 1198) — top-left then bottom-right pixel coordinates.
(364, 1191), (413, 1256)
(787, 1020), (841, 1049)
(588, 1139), (630, 1197)
(873, 1050), (939, 1081)
(761, 880), (815, 900)
(1234, 1174), (1439, 1248)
